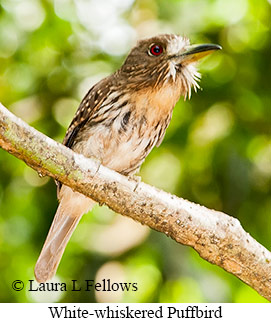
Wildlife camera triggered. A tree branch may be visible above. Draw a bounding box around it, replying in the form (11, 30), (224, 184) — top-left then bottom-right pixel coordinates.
(0, 102), (270, 301)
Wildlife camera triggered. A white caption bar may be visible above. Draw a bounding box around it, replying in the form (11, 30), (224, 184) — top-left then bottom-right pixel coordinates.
(1, 303), (270, 322)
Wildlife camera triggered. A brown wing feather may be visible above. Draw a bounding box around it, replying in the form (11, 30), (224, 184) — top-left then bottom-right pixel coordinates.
(63, 76), (114, 148)
(56, 76), (115, 196)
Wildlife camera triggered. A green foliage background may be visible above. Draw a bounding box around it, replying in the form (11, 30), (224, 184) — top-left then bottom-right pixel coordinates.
(0, 0), (270, 303)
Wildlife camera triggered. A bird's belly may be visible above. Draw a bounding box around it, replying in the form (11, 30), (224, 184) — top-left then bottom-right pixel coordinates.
(104, 134), (153, 174)
(73, 121), (157, 175)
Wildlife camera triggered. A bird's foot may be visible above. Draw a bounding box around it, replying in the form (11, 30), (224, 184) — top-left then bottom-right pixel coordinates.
(129, 174), (141, 183)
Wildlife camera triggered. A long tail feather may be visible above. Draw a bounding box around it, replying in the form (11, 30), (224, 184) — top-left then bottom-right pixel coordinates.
(34, 186), (95, 283)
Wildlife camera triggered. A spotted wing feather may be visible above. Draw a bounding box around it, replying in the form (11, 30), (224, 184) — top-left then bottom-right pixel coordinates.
(63, 76), (113, 148)
(56, 76), (114, 196)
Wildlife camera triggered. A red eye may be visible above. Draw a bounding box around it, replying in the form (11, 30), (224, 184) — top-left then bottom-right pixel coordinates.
(149, 44), (163, 56)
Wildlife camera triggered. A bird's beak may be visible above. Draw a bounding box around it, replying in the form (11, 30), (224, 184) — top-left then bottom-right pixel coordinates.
(179, 44), (222, 64)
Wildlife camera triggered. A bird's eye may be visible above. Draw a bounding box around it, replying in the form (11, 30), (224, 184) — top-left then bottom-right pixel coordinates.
(148, 44), (163, 56)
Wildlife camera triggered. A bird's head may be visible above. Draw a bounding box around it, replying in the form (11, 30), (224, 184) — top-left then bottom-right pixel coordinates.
(121, 34), (221, 99)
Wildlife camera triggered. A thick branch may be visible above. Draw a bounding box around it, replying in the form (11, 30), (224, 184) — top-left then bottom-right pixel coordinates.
(0, 102), (271, 301)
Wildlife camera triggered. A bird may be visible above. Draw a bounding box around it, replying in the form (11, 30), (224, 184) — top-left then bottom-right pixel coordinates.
(34, 33), (221, 282)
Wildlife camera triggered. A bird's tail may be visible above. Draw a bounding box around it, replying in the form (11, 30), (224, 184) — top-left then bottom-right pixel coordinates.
(34, 185), (95, 283)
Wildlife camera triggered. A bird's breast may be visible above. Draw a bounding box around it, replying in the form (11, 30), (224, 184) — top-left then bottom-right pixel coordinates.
(131, 81), (182, 124)
(72, 83), (181, 175)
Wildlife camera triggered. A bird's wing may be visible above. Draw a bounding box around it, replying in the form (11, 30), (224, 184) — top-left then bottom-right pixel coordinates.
(63, 76), (113, 149)
(56, 76), (114, 196)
